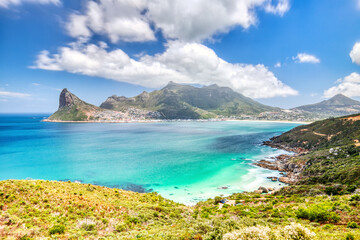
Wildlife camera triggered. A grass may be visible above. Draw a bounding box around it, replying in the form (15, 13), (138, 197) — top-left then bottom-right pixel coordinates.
(1, 180), (360, 239)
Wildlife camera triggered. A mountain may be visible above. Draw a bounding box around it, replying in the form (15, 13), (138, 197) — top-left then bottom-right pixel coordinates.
(47, 88), (103, 121)
(100, 81), (279, 119)
(266, 113), (360, 150)
(47, 88), (160, 122)
(293, 94), (360, 117)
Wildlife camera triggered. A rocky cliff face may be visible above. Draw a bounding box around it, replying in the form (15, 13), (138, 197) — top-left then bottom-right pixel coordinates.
(59, 88), (76, 108)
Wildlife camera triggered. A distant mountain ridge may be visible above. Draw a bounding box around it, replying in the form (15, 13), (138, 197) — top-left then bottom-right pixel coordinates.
(293, 94), (360, 117)
(48, 88), (103, 121)
(100, 81), (279, 119)
(46, 83), (360, 122)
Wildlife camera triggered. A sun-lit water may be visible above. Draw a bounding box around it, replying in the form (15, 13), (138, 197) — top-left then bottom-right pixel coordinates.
(0, 114), (300, 204)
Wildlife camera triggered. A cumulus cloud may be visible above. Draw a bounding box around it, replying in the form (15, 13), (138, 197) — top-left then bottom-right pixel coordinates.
(0, 0), (60, 8)
(0, 91), (31, 98)
(292, 53), (320, 64)
(65, 0), (290, 43)
(66, 0), (155, 43)
(324, 72), (360, 98)
(32, 41), (297, 98)
(350, 42), (360, 65)
(264, 0), (290, 16)
(274, 62), (281, 68)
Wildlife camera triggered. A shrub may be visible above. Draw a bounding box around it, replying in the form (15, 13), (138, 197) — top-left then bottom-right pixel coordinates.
(223, 224), (315, 240)
(82, 223), (96, 231)
(346, 233), (355, 240)
(214, 196), (222, 204)
(350, 194), (360, 201)
(19, 236), (33, 240)
(296, 204), (340, 223)
(223, 226), (272, 240)
(49, 224), (65, 235)
(347, 222), (359, 229)
(278, 223), (316, 240)
(115, 223), (127, 232)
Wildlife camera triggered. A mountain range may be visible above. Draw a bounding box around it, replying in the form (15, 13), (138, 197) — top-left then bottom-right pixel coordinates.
(293, 94), (360, 116)
(46, 82), (360, 121)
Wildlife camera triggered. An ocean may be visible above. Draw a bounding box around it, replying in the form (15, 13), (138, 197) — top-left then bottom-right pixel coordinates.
(0, 114), (300, 205)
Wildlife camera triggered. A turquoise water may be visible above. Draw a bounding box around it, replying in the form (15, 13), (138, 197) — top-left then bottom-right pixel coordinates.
(0, 114), (300, 204)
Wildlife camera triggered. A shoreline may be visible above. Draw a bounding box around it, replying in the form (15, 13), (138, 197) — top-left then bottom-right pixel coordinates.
(42, 118), (312, 124)
(254, 141), (307, 185)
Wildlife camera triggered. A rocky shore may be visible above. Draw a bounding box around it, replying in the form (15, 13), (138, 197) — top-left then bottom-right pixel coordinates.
(254, 142), (309, 185)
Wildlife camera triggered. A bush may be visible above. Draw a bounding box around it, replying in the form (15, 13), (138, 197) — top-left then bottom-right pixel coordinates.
(346, 233), (355, 240)
(49, 224), (65, 235)
(223, 223), (315, 240)
(296, 204), (340, 223)
(350, 195), (360, 201)
(223, 226), (272, 240)
(115, 223), (127, 232)
(279, 223), (316, 240)
(347, 222), (359, 229)
(19, 236), (33, 240)
(82, 223), (96, 231)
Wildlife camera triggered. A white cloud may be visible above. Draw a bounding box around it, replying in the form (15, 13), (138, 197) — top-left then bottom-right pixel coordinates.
(65, 0), (290, 43)
(324, 72), (360, 98)
(32, 83), (40, 86)
(0, 0), (60, 8)
(0, 91), (31, 98)
(32, 41), (298, 99)
(350, 42), (360, 65)
(292, 53), (320, 64)
(264, 0), (290, 16)
(274, 62), (281, 68)
(66, 0), (155, 43)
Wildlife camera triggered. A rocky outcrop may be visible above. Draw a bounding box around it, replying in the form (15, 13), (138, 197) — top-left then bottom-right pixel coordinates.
(59, 88), (76, 108)
(254, 153), (305, 185)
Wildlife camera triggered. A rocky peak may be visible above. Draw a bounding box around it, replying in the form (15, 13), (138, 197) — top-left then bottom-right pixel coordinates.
(59, 88), (77, 109)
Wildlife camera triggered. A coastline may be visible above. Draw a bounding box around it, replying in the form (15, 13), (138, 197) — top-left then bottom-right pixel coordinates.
(254, 141), (307, 185)
(42, 118), (312, 124)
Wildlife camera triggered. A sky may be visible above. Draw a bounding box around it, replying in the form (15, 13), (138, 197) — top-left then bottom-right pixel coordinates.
(1, 0), (360, 113)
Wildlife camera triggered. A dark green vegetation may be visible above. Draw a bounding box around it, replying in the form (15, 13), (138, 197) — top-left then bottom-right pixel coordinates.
(1, 180), (359, 239)
(293, 94), (360, 117)
(100, 82), (278, 119)
(269, 114), (360, 150)
(48, 88), (102, 121)
(267, 114), (360, 197)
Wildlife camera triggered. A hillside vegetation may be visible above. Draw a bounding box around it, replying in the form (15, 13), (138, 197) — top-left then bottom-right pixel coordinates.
(1, 180), (360, 239)
(100, 82), (278, 119)
(48, 89), (103, 121)
(269, 114), (360, 150)
(266, 113), (360, 198)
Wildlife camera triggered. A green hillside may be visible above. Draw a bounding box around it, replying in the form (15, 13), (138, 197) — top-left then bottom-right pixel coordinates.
(48, 88), (103, 121)
(266, 113), (360, 196)
(1, 180), (360, 239)
(100, 82), (278, 119)
(268, 113), (360, 150)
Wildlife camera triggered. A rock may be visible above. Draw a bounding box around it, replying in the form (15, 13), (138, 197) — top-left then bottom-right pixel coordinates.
(258, 186), (268, 193)
(271, 177), (278, 181)
(253, 190), (263, 194)
(59, 88), (75, 108)
(267, 187), (274, 191)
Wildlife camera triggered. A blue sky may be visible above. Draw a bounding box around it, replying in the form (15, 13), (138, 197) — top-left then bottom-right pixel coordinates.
(1, 0), (360, 113)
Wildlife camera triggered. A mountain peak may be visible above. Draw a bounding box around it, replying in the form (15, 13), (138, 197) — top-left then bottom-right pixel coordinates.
(325, 93), (360, 106)
(59, 88), (76, 109)
(330, 93), (349, 100)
